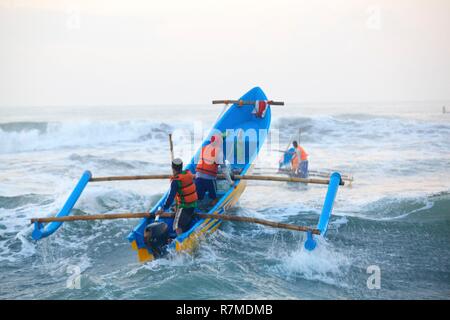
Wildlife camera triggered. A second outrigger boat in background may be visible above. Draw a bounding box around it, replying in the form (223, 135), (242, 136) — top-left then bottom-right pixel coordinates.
(278, 146), (353, 183)
(31, 87), (345, 263)
(254, 129), (354, 185)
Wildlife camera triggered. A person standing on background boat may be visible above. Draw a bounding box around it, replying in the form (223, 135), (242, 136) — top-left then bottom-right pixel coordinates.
(156, 158), (198, 235)
(291, 140), (309, 178)
(195, 134), (225, 206)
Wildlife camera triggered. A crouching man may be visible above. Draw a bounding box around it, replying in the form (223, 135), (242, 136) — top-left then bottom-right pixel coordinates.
(157, 158), (198, 235)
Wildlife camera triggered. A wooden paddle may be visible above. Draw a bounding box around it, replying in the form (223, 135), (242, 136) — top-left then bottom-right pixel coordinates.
(89, 173), (344, 186)
(168, 133), (174, 161)
(31, 212), (321, 235)
(274, 149), (295, 154)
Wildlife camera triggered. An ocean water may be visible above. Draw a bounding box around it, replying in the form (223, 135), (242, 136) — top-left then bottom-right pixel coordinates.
(0, 101), (449, 299)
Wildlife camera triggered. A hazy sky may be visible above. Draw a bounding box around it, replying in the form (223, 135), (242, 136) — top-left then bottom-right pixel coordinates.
(1, 0), (449, 107)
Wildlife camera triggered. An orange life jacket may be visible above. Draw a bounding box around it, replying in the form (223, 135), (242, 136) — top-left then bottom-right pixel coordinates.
(291, 146), (308, 169)
(196, 144), (219, 177)
(171, 170), (198, 208)
(298, 146), (308, 161)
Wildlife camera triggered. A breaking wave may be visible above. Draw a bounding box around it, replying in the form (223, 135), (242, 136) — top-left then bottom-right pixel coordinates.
(274, 114), (450, 150)
(0, 121), (174, 154)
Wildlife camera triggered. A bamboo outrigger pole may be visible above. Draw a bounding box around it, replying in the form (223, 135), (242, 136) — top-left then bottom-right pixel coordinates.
(90, 174), (172, 182)
(212, 100), (284, 106)
(233, 174), (343, 185)
(89, 174), (344, 185)
(30, 212), (321, 235)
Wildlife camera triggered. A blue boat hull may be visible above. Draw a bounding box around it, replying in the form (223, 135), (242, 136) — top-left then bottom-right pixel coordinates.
(127, 87), (272, 262)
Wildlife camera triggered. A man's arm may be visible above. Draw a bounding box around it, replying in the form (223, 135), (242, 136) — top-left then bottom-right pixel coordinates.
(162, 180), (178, 211)
(216, 146), (227, 166)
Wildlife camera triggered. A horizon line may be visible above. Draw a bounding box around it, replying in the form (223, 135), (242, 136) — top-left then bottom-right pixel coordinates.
(1, 98), (450, 109)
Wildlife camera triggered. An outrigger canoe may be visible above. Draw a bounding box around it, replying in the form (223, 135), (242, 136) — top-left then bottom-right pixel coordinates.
(277, 149), (353, 184)
(31, 86), (342, 262)
(127, 86), (272, 262)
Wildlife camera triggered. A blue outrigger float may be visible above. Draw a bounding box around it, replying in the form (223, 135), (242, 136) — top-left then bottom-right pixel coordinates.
(31, 87), (343, 262)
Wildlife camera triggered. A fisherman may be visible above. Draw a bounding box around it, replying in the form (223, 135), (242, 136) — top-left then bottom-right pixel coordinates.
(195, 134), (226, 206)
(156, 158), (198, 235)
(291, 140), (309, 178)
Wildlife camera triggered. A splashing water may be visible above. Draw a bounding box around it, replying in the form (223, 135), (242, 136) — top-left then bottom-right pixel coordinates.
(0, 102), (449, 299)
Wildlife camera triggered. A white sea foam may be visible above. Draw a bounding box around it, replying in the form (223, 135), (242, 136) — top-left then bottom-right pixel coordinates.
(0, 121), (175, 154)
(1, 105), (449, 299)
(271, 237), (352, 287)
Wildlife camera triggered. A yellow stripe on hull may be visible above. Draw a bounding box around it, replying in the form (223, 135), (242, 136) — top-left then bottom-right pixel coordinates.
(174, 180), (247, 254)
(131, 240), (138, 251)
(208, 221), (222, 234)
(138, 247), (154, 262)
